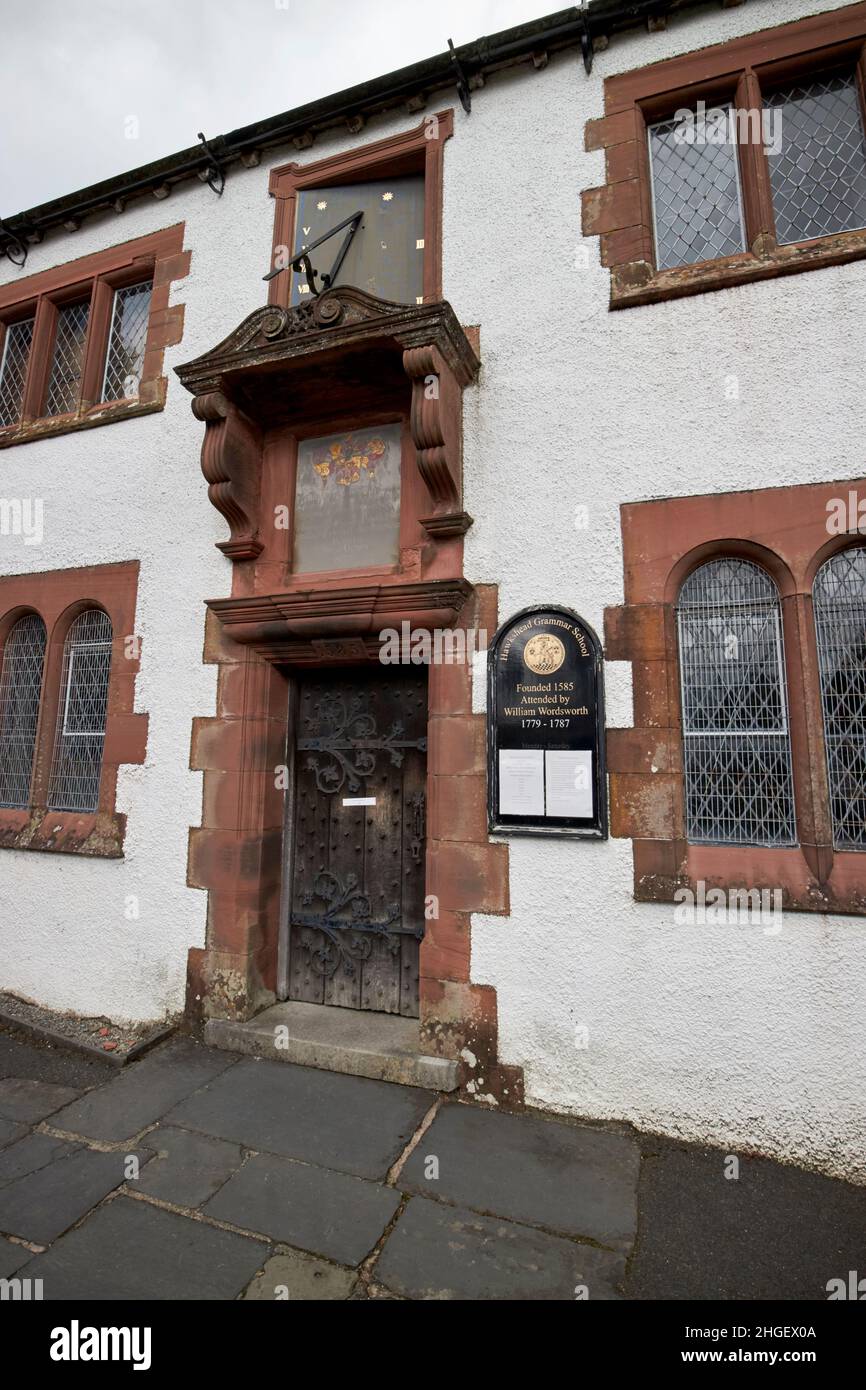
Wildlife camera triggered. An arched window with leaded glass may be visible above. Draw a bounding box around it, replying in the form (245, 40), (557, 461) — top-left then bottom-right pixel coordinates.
(676, 558), (797, 846)
(47, 609), (113, 813)
(813, 546), (866, 851)
(0, 614), (47, 809)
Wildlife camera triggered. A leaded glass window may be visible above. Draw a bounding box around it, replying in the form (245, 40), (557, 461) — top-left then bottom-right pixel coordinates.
(764, 72), (866, 246)
(0, 614), (46, 809)
(102, 281), (152, 402)
(44, 300), (90, 417)
(47, 610), (112, 813)
(814, 546), (866, 851)
(0, 318), (35, 427)
(677, 558), (797, 846)
(293, 422), (402, 574)
(648, 104), (746, 270)
(290, 176), (425, 306)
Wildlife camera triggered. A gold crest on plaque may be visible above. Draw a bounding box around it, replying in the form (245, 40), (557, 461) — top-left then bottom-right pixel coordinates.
(524, 632), (566, 675)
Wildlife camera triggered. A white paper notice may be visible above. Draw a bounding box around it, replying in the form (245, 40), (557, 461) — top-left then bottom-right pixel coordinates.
(342, 797), (376, 807)
(498, 749), (545, 817)
(544, 750), (593, 818)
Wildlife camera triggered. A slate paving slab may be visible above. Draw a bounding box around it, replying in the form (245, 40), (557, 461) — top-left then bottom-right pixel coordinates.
(49, 1038), (237, 1142)
(0, 1143), (147, 1244)
(0, 1235), (30, 1278)
(4, 1027), (861, 1302)
(242, 1249), (358, 1300)
(166, 1056), (431, 1180)
(376, 1196), (626, 1300)
(400, 1102), (640, 1248)
(205, 1151), (400, 1265)
(20, 1195), (269, 1300)
(0, 1078), (81, 1123)
(0, 1118), (28, 1151)
(626, 1139), (866, 1301)
(0, 1132), (81, 1188)
(135, 1125), (243, 1208)
(0, 1027), (114, 1088)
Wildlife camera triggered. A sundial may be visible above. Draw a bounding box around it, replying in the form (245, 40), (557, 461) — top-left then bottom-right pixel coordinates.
(264, 174), (425, 305)
(263, 208), (364, 296)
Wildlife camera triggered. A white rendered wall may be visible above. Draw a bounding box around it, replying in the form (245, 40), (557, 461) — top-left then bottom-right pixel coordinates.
(0, 0), (863, 1182)
(453, 0), (866, 1182)
(0, 155), (275, 1022)
(0, 101), (481, 1024)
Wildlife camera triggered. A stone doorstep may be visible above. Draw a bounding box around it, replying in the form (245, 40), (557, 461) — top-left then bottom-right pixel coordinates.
(204, 1001), (460, 1092)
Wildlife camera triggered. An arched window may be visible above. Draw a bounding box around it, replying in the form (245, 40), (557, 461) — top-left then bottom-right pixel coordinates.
(676, 558), (797, 846)
(0, 614), (47, 809)
(47, 609), (113, 813)
(813, 546), (866, 851)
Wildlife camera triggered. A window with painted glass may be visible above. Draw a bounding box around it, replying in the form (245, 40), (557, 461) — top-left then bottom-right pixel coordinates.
(293, 422), (403, 574)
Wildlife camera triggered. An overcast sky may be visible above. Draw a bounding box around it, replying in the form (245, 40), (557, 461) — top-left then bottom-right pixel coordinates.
(1, 0), (559, 215)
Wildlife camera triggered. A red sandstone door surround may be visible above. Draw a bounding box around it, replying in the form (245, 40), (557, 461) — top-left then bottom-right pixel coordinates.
(177, 286), (524, 1104)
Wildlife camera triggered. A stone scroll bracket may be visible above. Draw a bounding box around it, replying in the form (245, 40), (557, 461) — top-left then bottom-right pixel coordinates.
(176, 288), (481, 560)
(192, 391), (264, 561)
(402, 342), (473, 538)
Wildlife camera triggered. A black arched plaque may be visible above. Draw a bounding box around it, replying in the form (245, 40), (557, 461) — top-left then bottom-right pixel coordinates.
(487, 606), (607, 837)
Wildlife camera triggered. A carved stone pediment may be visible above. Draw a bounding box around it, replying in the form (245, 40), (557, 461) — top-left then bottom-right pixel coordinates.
(175, 286), (480, 557)
(175, 286), (479, 396)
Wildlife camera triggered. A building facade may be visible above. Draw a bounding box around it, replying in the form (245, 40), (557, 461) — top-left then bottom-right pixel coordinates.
(1, 0), (865, 1181)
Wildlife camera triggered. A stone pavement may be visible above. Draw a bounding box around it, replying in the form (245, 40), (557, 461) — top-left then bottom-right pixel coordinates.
(0, 1028), (864, 1300)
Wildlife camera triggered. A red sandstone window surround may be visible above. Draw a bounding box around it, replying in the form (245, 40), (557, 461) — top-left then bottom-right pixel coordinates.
(267, 111), (453, 308)
(0, 562), (147, 857)
(0, 224), (189, 447)
(604, 477), (866, 916)
(583, 2), (866, 307)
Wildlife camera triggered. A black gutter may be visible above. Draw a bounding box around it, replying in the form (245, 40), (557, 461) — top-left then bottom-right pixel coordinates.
(0, 0), (729, 262)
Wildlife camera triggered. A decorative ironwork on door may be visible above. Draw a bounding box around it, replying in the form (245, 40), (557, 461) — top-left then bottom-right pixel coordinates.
(287, 671), (427, 1016)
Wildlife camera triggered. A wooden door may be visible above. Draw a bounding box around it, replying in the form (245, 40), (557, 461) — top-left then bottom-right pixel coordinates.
(286, 669), (427, 1016)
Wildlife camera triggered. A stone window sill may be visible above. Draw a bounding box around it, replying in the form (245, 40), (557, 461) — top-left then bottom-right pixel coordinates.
(0, 381), (166, 450)
(631, 841), (866, 918)
(0, 807), (126, 858)
(610, 228), (866, 310)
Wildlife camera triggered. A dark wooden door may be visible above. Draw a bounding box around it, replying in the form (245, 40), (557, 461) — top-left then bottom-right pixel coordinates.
(286, 669), (427, 1017)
